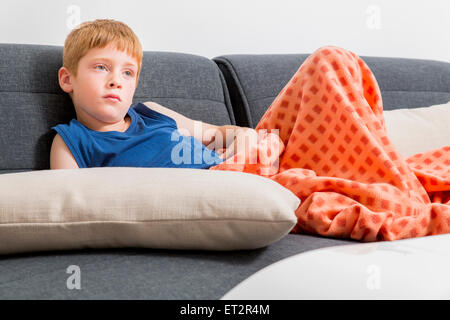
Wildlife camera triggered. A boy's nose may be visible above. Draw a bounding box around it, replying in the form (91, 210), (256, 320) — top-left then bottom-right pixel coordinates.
(108, 81), (122, 89)
(107, 71), (123, 88)
(108, 79), (122, 89)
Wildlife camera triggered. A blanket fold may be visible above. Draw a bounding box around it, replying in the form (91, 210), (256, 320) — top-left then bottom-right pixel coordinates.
(210, 45), (450, 242)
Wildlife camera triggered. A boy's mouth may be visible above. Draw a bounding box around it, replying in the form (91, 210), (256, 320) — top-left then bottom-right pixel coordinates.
(103, 94), (121, 102)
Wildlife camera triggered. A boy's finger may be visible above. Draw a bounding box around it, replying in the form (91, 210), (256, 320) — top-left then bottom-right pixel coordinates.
(223, 140), (238, 159)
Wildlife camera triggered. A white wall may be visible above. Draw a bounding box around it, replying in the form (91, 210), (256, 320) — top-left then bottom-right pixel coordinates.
(1, 0), (449, 62)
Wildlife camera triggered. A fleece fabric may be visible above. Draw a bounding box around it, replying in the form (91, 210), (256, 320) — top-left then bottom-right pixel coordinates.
(210, 45), (450, 242)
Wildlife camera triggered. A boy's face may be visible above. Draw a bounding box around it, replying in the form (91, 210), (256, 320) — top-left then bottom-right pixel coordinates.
(60, 43), (139, 128)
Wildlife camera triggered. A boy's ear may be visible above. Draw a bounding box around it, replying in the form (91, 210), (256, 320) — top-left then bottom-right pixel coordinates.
(58, 67), (73, 94)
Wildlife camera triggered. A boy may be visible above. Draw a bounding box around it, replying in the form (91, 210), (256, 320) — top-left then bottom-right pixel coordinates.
(50, 19), (255, 169)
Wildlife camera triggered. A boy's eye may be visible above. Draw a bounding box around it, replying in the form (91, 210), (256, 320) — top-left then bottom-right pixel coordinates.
(95, 65), (107, 71)
(124, 70), (134, 77)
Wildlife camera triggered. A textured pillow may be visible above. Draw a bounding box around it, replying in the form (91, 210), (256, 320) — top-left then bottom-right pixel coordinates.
(384, 101), (450, 158)
(0, 167), (300, 255)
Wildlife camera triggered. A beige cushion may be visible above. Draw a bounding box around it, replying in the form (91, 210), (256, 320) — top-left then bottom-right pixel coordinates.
(384, 101), (450, 158)
(0, 167), (300, 255)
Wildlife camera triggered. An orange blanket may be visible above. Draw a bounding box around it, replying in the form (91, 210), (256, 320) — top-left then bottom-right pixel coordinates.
(209, 45), (450, 242)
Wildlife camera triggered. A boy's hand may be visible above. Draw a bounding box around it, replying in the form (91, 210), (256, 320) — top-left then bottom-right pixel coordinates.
(215, 148), (227, 158)
(216, 128), (258, 160)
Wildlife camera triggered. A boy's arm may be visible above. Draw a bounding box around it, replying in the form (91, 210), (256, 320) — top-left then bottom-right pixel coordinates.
(50, 133), (79, 169)
(143, 101), (247, 153)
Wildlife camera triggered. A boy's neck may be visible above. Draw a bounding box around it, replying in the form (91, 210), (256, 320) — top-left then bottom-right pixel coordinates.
(76, 114), (131, 133)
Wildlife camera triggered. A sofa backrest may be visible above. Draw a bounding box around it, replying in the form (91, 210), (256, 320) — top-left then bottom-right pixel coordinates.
(214, 54), (450, 128)
(0, 44), (234, 174)
(1, 43), (449, 173)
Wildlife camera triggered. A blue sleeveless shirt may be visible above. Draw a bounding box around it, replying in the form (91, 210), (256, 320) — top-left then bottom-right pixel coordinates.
(51, 102), (225, 169)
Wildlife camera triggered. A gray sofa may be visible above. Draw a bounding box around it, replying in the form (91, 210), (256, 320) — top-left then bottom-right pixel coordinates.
(0, 43), (449, 299)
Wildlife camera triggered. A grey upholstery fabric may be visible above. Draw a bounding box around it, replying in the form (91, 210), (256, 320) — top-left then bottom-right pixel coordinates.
(214, 54), (450, 127)
(0, 44), (234, 174)
(0, 234), (355, 299)
(0, 43), (446, 299)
